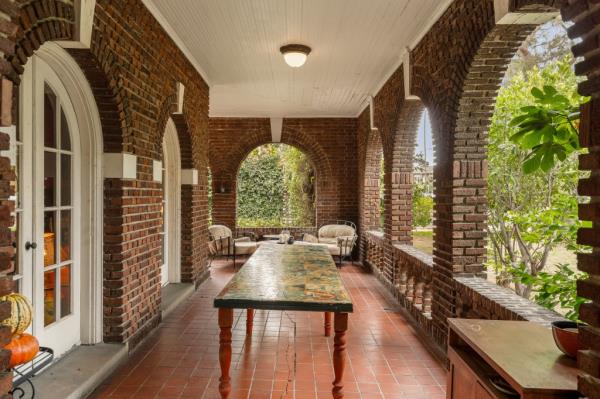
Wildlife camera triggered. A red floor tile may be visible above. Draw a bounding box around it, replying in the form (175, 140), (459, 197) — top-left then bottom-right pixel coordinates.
(89, 261), (447, 398)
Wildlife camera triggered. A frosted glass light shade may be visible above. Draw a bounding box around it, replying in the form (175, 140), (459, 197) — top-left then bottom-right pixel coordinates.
(283, 51), (308, 67)
(280, 44), (311, 68)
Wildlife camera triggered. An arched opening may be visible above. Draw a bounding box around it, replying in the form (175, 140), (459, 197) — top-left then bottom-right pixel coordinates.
(485, 17), (588, 318)
(10, 42), (104, 355)
(412, 108), (434, 254)
(236, 143), (316, 228)
(363, 130), (384, 233)
(161, 118), (182, 285)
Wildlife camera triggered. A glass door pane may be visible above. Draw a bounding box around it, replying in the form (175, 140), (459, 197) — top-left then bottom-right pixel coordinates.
(41, 83), (74, 325)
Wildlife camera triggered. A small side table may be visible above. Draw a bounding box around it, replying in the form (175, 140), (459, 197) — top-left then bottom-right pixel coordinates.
(447, 319), (579, 399)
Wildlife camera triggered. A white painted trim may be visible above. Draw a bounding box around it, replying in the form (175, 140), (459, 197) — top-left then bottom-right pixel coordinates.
(163, 118), (182, 284)
(181, 169), (198, 185)
(369, 97), (378, 131)
(494, 0), (558, 24)
(32, 43), (104, 346)
(497, 12), (559, 24)
(176, 83), (185, 114)
(142, 0), (212, 87)
(494, 0), (510, 23)
(36, 43), (104, 346)
(357, 0), (454, 117)
(153, 160), (163, 182)
(103, 153), (137, 179)
(270, 118), (283, 143)
(75, 0), (96, 48)
(210, 113), (359, 118)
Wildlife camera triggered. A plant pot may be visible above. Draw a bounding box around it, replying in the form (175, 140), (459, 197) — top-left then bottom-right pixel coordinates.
(551, 320), (580, 358)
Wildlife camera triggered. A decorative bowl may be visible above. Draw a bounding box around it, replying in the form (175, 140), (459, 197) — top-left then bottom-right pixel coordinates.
(551, 320), (580, 358)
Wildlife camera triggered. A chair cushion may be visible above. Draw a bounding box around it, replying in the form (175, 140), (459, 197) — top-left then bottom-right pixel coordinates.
(303, 233), (319, 243)
(318, 224), (355, 240)
(234, 241), (257, 255)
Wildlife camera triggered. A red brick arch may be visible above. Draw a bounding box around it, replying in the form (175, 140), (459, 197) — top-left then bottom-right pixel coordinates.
(386, 99), (426, 244)
(6, 0), (76, 82)
(0, 0), (212, 348)
(209, 117), (356, 228)
(409, 0), (564, 346)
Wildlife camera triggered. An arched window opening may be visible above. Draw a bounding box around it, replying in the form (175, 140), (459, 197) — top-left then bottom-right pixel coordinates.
(486, 17), (589, 320)
(236, 144), (316, 228)
(363, 129), (384, 233)
(412, 108), (434, 254)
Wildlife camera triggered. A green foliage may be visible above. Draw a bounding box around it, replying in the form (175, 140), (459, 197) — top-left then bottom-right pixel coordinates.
(509, 263), (588, 321)
(486, 53), (589, 317)
(237, 145), (285, 225)
(510, 84), (584, 173)
(281, 146), (316, 227)
(236, 144), (315, 227)
(413, 182), (433, 228)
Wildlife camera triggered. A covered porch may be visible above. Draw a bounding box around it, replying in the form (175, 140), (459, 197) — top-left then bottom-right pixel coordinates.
(91, 260), (446, 399)
(0, 0), (596, 398)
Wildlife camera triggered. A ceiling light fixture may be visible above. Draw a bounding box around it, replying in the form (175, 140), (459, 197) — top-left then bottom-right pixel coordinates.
(280, 44), (311, 68)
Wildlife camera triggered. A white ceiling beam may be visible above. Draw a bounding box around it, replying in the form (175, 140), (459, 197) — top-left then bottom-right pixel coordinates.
(270, 118), (283, 143)
(357, 0), (453, 117)
(494, 0), (559, 24)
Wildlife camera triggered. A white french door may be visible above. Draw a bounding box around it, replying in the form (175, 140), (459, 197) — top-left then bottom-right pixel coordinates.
(14, 55), (81, 356)
(160, 158), (169, 286)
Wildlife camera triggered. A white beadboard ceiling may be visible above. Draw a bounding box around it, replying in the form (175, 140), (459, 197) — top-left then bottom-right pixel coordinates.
(145, 0), (452, 117)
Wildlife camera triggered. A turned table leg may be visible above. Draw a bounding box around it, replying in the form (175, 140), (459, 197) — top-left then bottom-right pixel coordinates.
(332, 312), (348, 399)
(246, 309), (254, 336)
(324, 312), (332, 337)
(218, 308), (234, 399)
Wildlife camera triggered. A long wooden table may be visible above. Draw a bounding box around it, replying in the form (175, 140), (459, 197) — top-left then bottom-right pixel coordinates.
(214, 243), (354, 399)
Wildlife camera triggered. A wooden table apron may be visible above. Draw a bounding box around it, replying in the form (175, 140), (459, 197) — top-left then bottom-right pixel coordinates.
(214, 243), (354, 399)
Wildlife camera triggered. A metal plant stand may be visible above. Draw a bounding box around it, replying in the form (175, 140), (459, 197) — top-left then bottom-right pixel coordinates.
(10, 347), (54, 399)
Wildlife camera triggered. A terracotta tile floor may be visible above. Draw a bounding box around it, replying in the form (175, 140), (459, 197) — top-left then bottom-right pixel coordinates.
(90, 261), (446, 399)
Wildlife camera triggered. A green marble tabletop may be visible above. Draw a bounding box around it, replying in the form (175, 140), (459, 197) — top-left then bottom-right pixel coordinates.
(214, 243), (353, 312)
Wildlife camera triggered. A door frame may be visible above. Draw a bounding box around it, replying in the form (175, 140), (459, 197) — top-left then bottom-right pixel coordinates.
(163, 118), (182, 284)
(32, 42), (104, 345)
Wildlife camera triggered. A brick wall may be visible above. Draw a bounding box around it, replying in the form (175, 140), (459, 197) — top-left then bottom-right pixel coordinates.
(208, 118), (358, 229)
(90, 0), (210, 345)
(355, 0), (600, 395)
(0, 0), (211, 352)
(562, 1), (600, 396)
(0, 0), (594, 397)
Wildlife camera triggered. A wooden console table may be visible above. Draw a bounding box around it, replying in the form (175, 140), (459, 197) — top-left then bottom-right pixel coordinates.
(214, 243), (353, 399)
(447, 319), (580, 399)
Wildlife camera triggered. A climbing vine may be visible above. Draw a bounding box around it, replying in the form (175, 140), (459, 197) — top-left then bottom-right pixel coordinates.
(237, 144), (316, 227)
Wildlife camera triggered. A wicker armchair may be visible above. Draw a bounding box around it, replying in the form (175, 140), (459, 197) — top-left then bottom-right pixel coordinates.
(208, 225), (257, 268)
(299, 220), (357, 265)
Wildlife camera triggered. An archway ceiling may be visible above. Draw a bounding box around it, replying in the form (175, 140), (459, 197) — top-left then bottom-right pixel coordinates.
(144, 0), (451, 117)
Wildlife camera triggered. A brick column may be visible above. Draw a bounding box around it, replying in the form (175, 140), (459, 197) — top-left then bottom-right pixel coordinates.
(564, 1), (600, 396)
(387, 100), (424, 244)
(0, 1), (19, 395)
(103, 155), (163, 347)
(180, 169), (209, 286)
(430, 23), (536, 346)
